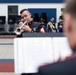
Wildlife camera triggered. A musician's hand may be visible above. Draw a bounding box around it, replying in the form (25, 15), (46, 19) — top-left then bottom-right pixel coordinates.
(22, 25), (32, 32)
(59, 25), (63, 28)
(18, 22), (24, 27)
(40, 28), (45, 33)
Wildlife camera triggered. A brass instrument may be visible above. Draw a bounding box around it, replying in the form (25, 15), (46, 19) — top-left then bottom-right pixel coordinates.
(47, 22), (55, 29)
(47, 22), (56, 32)
(15, 21), (27, 35)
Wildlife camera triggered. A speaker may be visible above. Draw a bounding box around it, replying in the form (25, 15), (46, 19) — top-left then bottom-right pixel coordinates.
(8, 5), (18, 16)
(8, 15), (16, 24)
(0, 16), (6, 24)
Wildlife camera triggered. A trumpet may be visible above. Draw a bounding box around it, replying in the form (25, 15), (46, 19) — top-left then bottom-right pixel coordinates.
(15, 21), (27, 35)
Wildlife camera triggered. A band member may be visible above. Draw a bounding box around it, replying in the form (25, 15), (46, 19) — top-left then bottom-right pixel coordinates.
(58, 18), (63, 32)
(47, 18), (56, 32)
(16, 9), (45, 37)
(17, 9), (45, 75)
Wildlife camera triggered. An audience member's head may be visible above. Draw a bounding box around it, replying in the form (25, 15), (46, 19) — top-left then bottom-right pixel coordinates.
(64, 0), (76, 52)
(61, 8), (65, 15)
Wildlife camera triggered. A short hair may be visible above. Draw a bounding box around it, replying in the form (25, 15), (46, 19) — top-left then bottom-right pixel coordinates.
(20, 9), (29, 14)
(65, 0), (76, 18)
(61, 8), (65, 12)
